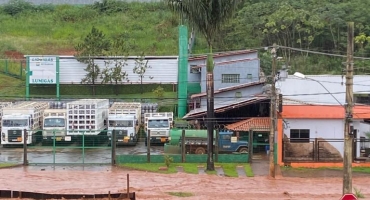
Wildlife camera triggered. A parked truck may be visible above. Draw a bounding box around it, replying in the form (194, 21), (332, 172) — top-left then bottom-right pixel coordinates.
(107, 102), (141, 146)
(144, 112), (173, 145)
(66, 99), (109, 141)
(179, 131), (249, 154)
(1, 101), (49, 146)
(42, 108), (67, 142)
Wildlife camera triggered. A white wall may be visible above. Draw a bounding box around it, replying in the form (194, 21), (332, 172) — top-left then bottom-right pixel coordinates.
(284, 119), (345, 157)
(277, 75), (370, 105)
(54, 56), (178, 84)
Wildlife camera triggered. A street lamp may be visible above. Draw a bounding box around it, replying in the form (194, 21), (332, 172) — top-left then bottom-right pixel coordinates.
(293, 71), (353, 196)
(293, 72), (342, 106)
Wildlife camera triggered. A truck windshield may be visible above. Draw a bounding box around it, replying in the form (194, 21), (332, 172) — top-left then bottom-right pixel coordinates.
(148, 119), (169, 128)
(44, 118), (65, 127)
(2, 119), (28, 127)
(109, 120), (133, 127)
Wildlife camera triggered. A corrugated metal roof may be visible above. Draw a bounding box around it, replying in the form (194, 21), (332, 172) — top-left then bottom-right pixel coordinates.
(183, 96), (267, 119)
(226, 117), (270, 132)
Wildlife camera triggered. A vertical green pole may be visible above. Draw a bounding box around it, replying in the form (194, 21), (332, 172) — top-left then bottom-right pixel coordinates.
(20, 61), (23, 79)
(56, 57), (60, 101)
(25, 56), (30, 100)
(82, 131), (85, 164)
(177, 25), (189, 118)
(5, 59), (8, 74)
(53, 130), (56, 165)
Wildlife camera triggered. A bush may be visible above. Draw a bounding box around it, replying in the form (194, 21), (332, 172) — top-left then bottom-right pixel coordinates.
(164, 155), (173, 168)
(54, 5), (98, 23)
(91, 0), (129, 15)
(152, 86), (165, 99)
(2, 0), (34, 16)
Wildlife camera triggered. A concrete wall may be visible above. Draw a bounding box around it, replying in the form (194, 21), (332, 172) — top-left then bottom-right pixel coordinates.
(277, 75), (370, 105)
(200, 59), (260, 93)
(188, 51), (259, 93)
(283, 119), (344, 158)
(200, 84), (264, 108)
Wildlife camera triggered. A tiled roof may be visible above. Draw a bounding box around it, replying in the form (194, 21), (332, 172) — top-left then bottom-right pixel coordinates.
(282, 105), (370, 119)
(226, 117), (270, 132)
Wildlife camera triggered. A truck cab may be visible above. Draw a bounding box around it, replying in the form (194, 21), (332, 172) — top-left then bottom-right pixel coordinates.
(1, 114), (33, 145)
(108, 114), (138, 145)
(144, 112), (173, 145)
(218, 131), (248, 153)
(42, 109), (67, 142)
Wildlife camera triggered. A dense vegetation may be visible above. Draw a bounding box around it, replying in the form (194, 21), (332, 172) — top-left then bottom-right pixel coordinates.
(0, 0), (370, 75)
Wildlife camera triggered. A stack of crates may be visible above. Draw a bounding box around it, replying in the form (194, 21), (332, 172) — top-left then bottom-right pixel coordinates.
(67, 99), (109, 135)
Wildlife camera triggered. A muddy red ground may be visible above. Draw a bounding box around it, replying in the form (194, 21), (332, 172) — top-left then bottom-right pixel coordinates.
(0, 166), (370, 200)
(3, 51), (24, 60)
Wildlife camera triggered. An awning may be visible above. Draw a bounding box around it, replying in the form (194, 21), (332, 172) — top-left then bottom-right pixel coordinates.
(183, 96), (268, 119)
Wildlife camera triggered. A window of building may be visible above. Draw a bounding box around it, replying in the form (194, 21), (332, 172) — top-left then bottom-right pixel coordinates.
(354, 93), (370, 105)
(222, 74), (240, 83)
(290, 129), (310, 143)
(235, 92), (242, 98)
(247, 74), (252, 79)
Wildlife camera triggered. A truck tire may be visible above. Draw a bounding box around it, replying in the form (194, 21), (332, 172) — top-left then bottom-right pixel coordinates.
(238, 147), (248, 153)
(195, 147), (206, 154)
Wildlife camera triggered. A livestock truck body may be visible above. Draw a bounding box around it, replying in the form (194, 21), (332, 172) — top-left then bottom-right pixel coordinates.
(42, 109), (68, 142)
(144, 112), (173, 145)
(1, 101), (49, 145)
(108, 102), (141, 146)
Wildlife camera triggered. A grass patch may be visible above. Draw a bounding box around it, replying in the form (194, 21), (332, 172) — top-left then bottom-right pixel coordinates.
(167, 192), (194, 197)
(0, 73), (25, 98)
(120, 163), (253, 177)
(244, 164), (254, 177)
(0, 163), (18, 168)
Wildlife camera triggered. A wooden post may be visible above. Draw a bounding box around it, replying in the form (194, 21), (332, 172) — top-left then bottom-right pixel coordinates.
(23, 129), (28, 166)
(215, 129), (219, 162)
(269, 43), (277, 178)
(249, 129), (253, 163)
(147, 130), (151, 163)
(343, 22), (354, 195)
(111, 130), (116, 166)
(127, 174), (130, 199)
(181, 129), (185, 163)
(314, 138), (318, 161)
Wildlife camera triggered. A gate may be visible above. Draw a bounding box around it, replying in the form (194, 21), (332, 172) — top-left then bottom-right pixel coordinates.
(25, 129), (112, 165)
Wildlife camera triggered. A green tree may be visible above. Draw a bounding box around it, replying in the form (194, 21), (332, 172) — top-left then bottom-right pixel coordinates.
(133, 53), (152, 94)
(100, 38), (130, 95)
(167, 0), (242, 171)
(75, 26), (110, 95)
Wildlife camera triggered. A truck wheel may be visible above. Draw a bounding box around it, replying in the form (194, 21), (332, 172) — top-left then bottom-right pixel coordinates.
(195, 147), (206, 154)
(238, 147), (248, 153)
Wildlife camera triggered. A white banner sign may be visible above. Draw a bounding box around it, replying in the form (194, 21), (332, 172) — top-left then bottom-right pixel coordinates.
(29, 57), (57, 84)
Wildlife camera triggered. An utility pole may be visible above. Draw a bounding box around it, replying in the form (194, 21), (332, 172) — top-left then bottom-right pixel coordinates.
(343, 22), (354, 195)
(269, 43), (277, 178)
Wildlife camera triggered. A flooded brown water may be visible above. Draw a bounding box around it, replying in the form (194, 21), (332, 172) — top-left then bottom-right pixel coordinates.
(0, 166), (370, 200)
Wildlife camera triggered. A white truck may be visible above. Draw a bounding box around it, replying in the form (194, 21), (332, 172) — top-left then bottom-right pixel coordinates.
(144, 112), (173, 145)
(42, 109), (67, 142)
(66, 99), (109, 140)
(108, 102), (141, 146)
(1, 101), (49, 146)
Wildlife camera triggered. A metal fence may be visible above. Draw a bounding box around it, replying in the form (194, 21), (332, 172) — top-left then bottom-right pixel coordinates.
(0, 59), (24, 80)
(0, 128), (250, 165)
(282, 137), (370, 163)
